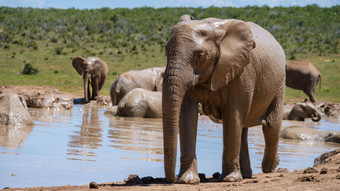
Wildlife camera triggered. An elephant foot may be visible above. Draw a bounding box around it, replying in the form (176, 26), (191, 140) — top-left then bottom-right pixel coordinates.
(91, 96), (99, 100)
(177, 159), (200, 184)
(219, 169), (243, 182)
(262, 154), (280, 173)
(241, 167), (252, 179)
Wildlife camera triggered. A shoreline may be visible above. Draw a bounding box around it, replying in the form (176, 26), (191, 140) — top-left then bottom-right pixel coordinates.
(3, 149), (340, 191)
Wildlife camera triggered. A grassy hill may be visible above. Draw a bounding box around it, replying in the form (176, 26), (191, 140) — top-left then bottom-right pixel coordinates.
(0, 5), (339, 102)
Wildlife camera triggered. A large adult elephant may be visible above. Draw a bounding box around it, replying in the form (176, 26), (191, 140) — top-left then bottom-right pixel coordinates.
(286, 60), (321, 103)
(162, 15), (286, 184)
(72, 56), (108, 103)
(110, 66), (165, 105)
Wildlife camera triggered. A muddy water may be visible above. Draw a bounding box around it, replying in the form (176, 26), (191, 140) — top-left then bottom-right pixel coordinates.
(0, 105), (339, 188)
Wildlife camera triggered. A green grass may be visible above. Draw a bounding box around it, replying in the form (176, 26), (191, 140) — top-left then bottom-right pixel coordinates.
(285, 54), (340, 103)
(0, 41), (166, 96)
(1, 42), (339, 103)
(0, 6), (339, 102)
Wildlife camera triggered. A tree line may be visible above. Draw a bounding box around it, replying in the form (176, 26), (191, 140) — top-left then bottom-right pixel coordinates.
(0, 5), (339, 58)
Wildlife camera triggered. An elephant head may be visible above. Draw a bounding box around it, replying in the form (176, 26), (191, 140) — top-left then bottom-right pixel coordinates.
(290, 102), (322, 122)
(72, 56), (108, 103)
(162, 16), (255, 183)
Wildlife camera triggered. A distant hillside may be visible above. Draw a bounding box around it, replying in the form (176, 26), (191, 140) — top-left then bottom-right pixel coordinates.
(0, 5), (339, 58)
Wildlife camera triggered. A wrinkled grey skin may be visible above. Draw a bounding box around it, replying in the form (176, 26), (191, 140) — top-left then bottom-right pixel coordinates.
(286, 60), (321, 103)
(163, 15), (286, 184)
(0, 93), (34, 126)
(109, 88), (162, 118)
(72, 56), (108, 103)
(110, 67), (165, 106)
(281, 126), (334, 141)
(283, 102), (322, 122)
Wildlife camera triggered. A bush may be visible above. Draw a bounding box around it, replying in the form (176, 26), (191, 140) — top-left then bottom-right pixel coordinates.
(55, 47), (63, 55)
(22, 64), (38, 75)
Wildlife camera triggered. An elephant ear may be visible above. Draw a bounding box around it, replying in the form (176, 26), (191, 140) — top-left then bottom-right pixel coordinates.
(211, 20), (256, 91)
(72, 56), (86, 75)
(178, 14), (195, 22)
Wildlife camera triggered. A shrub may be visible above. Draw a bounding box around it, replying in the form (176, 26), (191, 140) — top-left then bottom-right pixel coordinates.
(22, 64), (38, 75)
(55, 47), (63, 55)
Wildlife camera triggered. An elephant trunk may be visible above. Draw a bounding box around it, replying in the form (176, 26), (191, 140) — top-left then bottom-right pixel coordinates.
(311, 112), (321, 122)
(84, 73), (90, 103)
(162, 59), (194, 183)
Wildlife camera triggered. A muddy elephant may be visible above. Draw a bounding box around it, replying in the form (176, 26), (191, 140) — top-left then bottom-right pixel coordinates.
(281, 125), (340, 144)
(162, 15), (286, 183)
(110, 66), (165, 105)
(72, 56), (108, 103)
(283, 102), (322, 122)
(281, 126), (333, 141)
(0, 93), (34, 126)
(286, 60), (321, 103)
(108, 88), (162, 118)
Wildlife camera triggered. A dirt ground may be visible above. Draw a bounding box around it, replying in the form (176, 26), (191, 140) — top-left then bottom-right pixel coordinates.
(1, 85), (340, 191)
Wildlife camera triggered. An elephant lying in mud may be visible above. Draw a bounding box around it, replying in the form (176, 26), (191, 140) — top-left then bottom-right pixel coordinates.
(286, 60), (321, 103)
(162, 15), (286, 183)
(72, 56), (108, 103)
(0, 93), (34, 126)
(110, 66), (165, 105)
(281, 126), (340, 144)
(283, 102), (322, 122)
(107, 88), (162, 118)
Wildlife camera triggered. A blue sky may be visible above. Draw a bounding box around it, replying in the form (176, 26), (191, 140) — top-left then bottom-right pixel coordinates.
(0, 0), (339, 9)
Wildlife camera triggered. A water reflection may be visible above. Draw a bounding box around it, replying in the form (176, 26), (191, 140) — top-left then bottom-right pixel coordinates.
(0, 125), (33, 150)
(30, 108), (73, 123)
(67, 105), (103, 161)
(0, 104), (339, 188)
(107, 116), (163, 162)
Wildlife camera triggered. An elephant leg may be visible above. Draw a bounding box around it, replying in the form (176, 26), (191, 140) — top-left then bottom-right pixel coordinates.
(261, 90), (283, 173)
(177, 94), (199, 184)
(303, 83), (316, 103)
(303, 89), (315, 103)
(91, 77), (99, 100)
(240, 128), (252, 178)
(219, 110), (243, 182)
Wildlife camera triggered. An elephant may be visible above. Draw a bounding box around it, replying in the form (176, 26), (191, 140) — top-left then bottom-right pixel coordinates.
(283, 102), (322, 122)
(0, 93), (34, 126)
(110, 66), (165, 106)
(72, 56), (108, 103)
(162, 15), (286, 184)
(107, 88), (162, 118)
(286, 60), (321, 103)
(280, 126), (334, 141)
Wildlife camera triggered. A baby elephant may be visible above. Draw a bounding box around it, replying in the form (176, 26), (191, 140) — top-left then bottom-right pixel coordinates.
(286, 60), (321, 102)
(72, 56), (108, 103)
(108, 88), (162, 118)
(283, 102), (322, 122)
